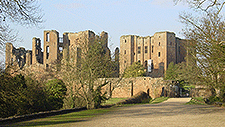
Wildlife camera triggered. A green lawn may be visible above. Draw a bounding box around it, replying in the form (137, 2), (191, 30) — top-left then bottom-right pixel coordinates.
(6, 97), (169, 126)
(8, 108), (115, 127)
(149, 97), (169, 104)
(103, 98), (127, 105)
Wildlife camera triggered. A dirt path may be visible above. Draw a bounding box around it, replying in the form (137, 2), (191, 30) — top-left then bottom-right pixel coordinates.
(69, 98), (225, 127)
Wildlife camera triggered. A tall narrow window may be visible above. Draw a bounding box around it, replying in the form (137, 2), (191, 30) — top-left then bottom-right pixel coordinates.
(152, 46), (154, 53)
(138, 46), (141, 54)
(124, 50), (126, 54)
(158, 52), (161, 57)
(145, 46), (148, 53)
(125, 39), (126, 43)
(46, 33), (50, 42)
(159, 42), (160, 46)
(46, 46), (49, 59)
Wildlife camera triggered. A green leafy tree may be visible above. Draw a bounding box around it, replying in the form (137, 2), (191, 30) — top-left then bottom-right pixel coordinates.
(45, 79), (67, 110)
(124, 62), (145, 78)
(0, 74), (48, 118)
(164, 62), (178, 80)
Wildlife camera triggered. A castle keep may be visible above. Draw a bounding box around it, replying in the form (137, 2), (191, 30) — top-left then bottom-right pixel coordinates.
(120, 31), (186, 77)
(5, 30), (186, 78)
(5, 30), (111, 69)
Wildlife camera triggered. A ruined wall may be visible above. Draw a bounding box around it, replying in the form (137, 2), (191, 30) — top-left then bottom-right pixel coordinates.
(5, 43), (28, 69)
(32, 37), (42, 64)
(43, 30), (59, 68)
(102, 77), (173, 99)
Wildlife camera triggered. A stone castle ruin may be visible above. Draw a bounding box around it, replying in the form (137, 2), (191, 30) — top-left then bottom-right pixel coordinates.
(5, 30), (193, 99)
(5, 30), (113, 70)
(120, 31), (186, 77)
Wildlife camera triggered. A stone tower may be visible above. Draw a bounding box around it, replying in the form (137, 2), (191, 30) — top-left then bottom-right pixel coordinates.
(43, 30), (59, 68)
(32, 37), (42, 64)
(100, 31), (110, 58)
(5, 43), (14, 67)
(120, 31), (186, 77)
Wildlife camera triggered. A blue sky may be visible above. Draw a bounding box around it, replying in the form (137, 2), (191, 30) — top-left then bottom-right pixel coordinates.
(11, 0), (189, 53)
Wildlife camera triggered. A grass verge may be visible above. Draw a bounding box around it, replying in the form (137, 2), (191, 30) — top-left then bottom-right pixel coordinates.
(186, 97), (206, 105)
(9, 108), (115, 127)
(103, 98), (127, 105)
(149, 97), (169, 104)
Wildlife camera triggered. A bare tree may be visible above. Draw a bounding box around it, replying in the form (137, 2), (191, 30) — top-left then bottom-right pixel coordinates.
(174, 0), (225, 14)
(0, 0), (43, 56)
(174, 0), (225, 98)
(57, 35), (120, 109)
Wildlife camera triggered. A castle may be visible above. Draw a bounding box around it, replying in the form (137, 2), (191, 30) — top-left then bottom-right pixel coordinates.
(5, 30), (186, 78)
(120, 31), (186, 77)
(5, 30), (112, 70)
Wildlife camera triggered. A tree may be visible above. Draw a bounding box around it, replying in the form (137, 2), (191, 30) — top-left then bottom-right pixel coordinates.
(174, 0), (225, 14)
(45, 79), (67, 110)
(0, 0), (43, 54)
(124, 62), (145, 78)
(58, 35), (119, 109)
(0, 74), (48, 118)
(174, 0), (225, 100)
(164, 62), (178, 80)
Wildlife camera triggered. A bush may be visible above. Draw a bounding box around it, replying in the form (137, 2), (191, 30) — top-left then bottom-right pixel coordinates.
(45, 79), (67, 110)
(0, 74), (48, 118)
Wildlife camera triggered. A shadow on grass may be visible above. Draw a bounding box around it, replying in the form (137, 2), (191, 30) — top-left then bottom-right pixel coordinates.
(10, 119), (87, 126)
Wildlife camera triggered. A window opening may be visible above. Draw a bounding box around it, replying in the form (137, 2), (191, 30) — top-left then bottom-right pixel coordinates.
(152, 46), (154, 53)
(158, 52), (161, 57)
(138, 47), (141, 54)
(144, 60), (147, 68)
(46, 33), (50, 42)
(46, 46), (49, 59)
(145, 46), (148, 53)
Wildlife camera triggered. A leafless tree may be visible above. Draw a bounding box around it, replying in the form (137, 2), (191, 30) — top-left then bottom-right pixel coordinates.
(174, 0), (225, 14)
(0, 0), (43, 57)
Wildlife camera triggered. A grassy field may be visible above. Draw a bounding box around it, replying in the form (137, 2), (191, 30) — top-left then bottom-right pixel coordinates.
(8, 108), (115, 127)
(7, 97), (170, 126)
(8, 98), (126, 127)
(103, 98), (127, 105)
(149, 97), (169, 104)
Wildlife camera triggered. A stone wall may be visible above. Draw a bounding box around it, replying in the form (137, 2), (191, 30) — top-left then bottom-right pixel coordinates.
(102, 77), (173, 99)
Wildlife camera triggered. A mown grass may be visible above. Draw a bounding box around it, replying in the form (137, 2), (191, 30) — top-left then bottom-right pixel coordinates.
(103, 98), (127, 105)
(149, 97), (169, 104)
(186, 97), (206, 105)
(8, 108), (115, 127)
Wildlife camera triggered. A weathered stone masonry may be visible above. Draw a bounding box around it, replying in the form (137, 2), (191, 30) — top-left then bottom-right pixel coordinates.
(120, 31), (186, 78)
(5, 30), (113, 70)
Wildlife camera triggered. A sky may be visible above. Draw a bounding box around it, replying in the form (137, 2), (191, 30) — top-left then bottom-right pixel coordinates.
(6, 0), (189, 59)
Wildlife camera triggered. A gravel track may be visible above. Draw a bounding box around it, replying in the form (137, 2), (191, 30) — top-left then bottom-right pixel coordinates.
(68, 98), (225, 127)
